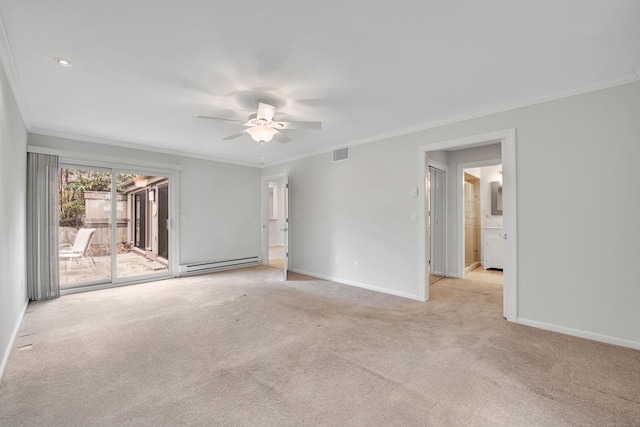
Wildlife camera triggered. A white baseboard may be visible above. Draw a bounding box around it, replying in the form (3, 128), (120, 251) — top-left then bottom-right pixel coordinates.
(517, 317), (640, 350)
(289, 268), (422, 301)
(0, 299), (28, 383)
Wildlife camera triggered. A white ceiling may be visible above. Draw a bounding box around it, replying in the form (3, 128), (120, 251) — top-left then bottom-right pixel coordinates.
(1, 1), (639, 166)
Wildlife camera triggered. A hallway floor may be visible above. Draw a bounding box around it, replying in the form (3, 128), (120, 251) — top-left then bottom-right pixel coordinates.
(465, 265), (503, 285)
(269, 245), (284, 269)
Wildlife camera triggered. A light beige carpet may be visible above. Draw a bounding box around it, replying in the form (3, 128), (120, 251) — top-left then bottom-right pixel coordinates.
(1, 266), (639, 426)
(465, 266), (503, 285)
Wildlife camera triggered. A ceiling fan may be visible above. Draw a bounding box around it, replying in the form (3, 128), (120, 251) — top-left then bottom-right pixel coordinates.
(197, 101), (321, 143)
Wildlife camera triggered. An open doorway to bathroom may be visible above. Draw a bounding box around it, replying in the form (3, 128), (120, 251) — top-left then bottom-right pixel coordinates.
(463, 172), (481, 273)
(462, 164), (503, 285)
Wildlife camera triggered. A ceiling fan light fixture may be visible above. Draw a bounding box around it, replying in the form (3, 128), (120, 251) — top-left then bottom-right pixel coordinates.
(247, 126), (277, 143)
(54, 57), (73, 67)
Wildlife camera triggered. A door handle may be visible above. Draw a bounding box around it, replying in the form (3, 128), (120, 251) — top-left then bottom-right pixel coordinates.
(280, 228), (289, 232)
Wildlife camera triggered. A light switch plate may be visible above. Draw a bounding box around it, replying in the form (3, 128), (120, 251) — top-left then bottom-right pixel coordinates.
(411, 187), (418, 197)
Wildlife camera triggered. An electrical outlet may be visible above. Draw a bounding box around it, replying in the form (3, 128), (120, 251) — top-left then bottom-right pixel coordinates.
(354, 260), (358, 269)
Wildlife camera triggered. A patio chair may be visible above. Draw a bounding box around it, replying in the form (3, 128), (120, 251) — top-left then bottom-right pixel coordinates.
(59, 228), (96, 279)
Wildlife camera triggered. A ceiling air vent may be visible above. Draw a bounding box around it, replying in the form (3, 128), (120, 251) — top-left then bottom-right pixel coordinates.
(332, 147), (350, 163)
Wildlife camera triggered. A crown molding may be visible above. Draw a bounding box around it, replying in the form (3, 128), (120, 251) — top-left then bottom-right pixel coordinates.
(0, 10), (33, 129)
(30, 128), (262, 168)
(262, 71), (640, 168)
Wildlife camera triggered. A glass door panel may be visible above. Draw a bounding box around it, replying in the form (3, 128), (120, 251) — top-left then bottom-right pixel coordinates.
(115, 173), (169, 279)
(58, 167), (112, 287)
(157, 185), (169, 260)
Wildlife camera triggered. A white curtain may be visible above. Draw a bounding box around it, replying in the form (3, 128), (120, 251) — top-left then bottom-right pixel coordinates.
(27, 152), (60, 300)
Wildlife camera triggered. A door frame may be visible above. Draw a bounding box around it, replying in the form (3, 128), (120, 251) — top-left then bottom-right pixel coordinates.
(418, 128), (517, 322)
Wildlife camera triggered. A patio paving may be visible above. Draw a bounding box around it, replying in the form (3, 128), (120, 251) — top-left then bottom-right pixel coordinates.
(60, 251), (167, 287)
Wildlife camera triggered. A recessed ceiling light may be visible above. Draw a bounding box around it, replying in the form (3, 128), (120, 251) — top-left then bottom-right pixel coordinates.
(54, 57), (73, 67)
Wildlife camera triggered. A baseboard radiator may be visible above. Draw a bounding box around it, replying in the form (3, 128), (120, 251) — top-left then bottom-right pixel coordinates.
(179, 256), (262, 276)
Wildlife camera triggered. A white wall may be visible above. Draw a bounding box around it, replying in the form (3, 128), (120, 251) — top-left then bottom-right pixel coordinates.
(263, 81), (640, 348)
(27, 134), (262, 265)
(0, 59), (28, 378)
(264, 133), (430, 299)
(177, 156), (261, 263)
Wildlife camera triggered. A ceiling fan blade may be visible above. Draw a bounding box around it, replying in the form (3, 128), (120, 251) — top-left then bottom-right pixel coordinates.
(278, 121), (322, 130)
(197, 115), (243, 124)
(222, 130), (248, 140)
(274, 131), (292, 144)
(257, 102), (277, 121)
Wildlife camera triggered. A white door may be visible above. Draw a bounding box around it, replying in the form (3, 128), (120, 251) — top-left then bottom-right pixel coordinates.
(429, 166), (446, 282)
(283, 175), (289, 280)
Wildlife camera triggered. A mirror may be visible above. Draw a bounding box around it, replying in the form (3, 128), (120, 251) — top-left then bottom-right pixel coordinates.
(491, 181), (503, 215)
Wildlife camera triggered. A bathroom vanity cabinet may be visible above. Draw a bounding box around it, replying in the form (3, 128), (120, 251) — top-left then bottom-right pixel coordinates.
(484, 227), (504, 270)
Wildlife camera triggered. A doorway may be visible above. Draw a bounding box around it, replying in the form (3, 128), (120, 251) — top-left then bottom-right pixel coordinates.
(262, 173), (290, 279)
(267, 181), (285, 269)
(463, 172), (481, 272)
(418, 128), (517, 321)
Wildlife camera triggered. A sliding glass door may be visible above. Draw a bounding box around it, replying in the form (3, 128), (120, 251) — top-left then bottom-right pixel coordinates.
(58, 165), (171, 290)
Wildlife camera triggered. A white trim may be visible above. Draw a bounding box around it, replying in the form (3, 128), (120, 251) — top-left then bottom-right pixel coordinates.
(501, 131), (517, 322)
(517, 318), (640, 351)
(61, 276), (175, 296)
(0, 299), (28, 383)
(417, 153), (428, 301)
(28, 145), (184, 171)
(418, 128), (517, 321)
(29, 130), (260, 168)
(428, 159), (448, 172)
(262, 72), (639, 168)
(457, 158), (502, 279)
(289, 269), (422, 301)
